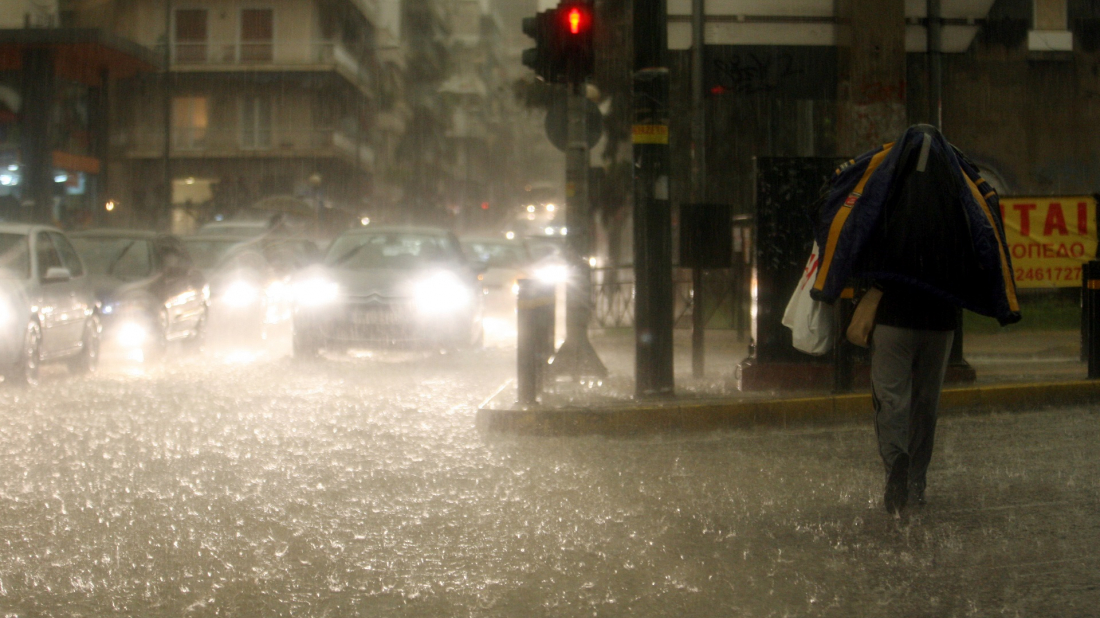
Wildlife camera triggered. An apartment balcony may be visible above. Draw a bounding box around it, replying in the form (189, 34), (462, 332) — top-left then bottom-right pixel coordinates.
(166, 40), (372, 95)
(123, 128), (374, 173)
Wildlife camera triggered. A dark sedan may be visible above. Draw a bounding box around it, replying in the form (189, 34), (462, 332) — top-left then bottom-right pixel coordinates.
(69, 230), (208, 358)
(291, 226), (483, 356)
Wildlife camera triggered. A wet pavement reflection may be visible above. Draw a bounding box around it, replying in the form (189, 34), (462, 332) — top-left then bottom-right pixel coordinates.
(0, 334), (1097, 617)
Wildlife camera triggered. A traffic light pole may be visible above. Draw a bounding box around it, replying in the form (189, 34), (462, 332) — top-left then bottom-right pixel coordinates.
(550, 77), (607, 381)
(633, 0), (675, 397)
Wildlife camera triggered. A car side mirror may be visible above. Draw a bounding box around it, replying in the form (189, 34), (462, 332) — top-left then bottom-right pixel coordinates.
(43, 266), (72, 282)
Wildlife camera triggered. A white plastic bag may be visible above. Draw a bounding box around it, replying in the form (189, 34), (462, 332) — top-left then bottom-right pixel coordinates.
(781, 241), (835, 355)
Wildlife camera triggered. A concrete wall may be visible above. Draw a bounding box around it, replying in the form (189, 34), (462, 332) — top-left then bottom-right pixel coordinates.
(937, 25), (1100, 195)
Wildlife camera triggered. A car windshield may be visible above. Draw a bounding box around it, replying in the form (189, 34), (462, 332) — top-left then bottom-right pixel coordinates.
(0, 233), (30, 279)
(70, 237), (152, 279)
(182, 239), (250, 270)
(326, 232), (460, 269)
(461, 241), (529, 268)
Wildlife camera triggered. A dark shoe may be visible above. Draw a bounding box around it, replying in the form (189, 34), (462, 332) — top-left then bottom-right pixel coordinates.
(884, 453), (910, 515)
(910, 485), (927, 507)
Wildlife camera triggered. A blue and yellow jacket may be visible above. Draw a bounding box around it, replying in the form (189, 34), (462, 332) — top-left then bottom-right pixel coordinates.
(810, 125), (1021, 326)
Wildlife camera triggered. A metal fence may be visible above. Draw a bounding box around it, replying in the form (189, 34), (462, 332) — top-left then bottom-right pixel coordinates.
(590, 266), (751, 334)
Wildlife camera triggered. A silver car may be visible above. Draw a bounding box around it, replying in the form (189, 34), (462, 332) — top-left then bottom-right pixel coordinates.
(291, 226), (484, 356)
(0, 224), (100, 385)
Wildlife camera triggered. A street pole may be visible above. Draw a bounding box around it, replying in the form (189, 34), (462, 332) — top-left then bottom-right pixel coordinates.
(633, 0), (674, 397)
(928, 0), (966, 370)
(690, 0), (706, 378)
(927, 0), (943, 130)
(550, 72), (607, 380)
(163, 0), (173, 231)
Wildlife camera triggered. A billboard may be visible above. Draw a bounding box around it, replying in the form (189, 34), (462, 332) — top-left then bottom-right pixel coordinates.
(999, 196), (1098, 288)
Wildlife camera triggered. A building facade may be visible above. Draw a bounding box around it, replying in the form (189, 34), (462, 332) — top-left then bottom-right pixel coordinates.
(64, 0), (383, 232)
(0, 1), (158, 225)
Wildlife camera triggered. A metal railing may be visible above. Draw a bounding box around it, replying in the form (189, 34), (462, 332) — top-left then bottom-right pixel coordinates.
(590, 266), (752, 333)
(169, 41), (354, 67)
(128, 128), (368, 159)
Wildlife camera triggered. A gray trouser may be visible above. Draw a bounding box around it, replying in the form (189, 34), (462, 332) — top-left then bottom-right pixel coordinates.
(871, 325), (954, 491)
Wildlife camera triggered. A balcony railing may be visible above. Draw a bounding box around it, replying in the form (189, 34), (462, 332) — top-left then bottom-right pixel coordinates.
(170, 40), (359, 70)
(128, 128), (373, 169)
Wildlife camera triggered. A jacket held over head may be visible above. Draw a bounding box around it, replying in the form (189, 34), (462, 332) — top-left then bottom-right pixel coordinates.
(810, 125), (1021, 327)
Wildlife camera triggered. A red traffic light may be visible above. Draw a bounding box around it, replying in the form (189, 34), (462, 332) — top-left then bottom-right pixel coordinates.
(561, 5), (591, 35)
(567, 8), (583, 34)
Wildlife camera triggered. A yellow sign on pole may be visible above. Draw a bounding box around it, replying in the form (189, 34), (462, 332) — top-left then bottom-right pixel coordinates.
(632, 124), (669, 144)
(999, 196), (1098, 288)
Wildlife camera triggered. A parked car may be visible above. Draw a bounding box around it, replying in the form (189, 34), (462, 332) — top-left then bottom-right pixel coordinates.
(69, 229), (208, 358)
(181, 235), (320, 342)
(0, 224), (99, 384)
(291, 226), (484, 356)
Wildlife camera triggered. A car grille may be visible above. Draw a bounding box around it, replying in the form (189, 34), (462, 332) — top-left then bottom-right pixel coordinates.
(322, 297), (417, 343)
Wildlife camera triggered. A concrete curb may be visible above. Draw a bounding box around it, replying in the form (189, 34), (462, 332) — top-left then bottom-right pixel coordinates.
(476, 380), (1100, 437)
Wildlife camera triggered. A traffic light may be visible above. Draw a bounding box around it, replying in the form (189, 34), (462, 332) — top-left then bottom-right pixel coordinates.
(554, 2), (594, 82)
(522, 11), (554, 82)
(521, 2), (594, 84)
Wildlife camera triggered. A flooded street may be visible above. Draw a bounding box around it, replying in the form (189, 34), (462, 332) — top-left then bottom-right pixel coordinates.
(1, 341), (1097, 617)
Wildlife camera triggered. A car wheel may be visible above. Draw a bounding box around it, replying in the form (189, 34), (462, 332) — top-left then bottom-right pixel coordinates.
(184, 309), (207, 354)
(292, 325), (320, 358)
(148, 308), (170, 360)
(6, 321), (42, 387)
(68, 314), (101, 375)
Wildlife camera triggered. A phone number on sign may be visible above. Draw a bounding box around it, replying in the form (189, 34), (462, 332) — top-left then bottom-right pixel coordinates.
(1014, 266), (1082, 282)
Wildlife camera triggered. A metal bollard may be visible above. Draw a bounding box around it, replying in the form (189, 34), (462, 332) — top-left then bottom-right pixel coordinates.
(1085, 261), (1100, 379)
(517, 279), (556, 404)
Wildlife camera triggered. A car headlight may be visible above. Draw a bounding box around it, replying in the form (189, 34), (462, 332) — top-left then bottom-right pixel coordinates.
(265, 280), (290, 303)
(293, 277), (340, 307)
(534, 263), (569, 285)
(414, 271), (472, 315)
(222, 281), (260, 308)
(116, 322), (147, 347)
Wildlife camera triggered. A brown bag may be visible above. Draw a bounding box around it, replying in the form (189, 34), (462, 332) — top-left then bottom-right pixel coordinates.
(846, 287), (883, 348)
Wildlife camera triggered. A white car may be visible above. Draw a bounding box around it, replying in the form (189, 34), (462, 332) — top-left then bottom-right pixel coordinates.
(0, 224), (100, 385)
(291, 227), (484, 356)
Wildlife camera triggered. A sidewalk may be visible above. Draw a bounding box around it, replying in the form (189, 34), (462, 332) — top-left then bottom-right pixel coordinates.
(478, 328), (1098, 435)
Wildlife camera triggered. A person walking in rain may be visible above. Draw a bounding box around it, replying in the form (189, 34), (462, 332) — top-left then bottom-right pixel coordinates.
(810, 124), (1021, 515)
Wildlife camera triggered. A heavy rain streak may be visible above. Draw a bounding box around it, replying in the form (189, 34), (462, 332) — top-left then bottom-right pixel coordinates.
(1, 0), (1099, 616)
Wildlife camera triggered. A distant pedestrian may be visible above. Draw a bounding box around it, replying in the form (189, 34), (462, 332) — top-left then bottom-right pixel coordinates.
(810, 124), (1021, 515)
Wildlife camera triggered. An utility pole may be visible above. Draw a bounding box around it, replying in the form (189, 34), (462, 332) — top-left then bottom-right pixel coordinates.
(690, 0), (706, 378)
(633, 0), (674, 396)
